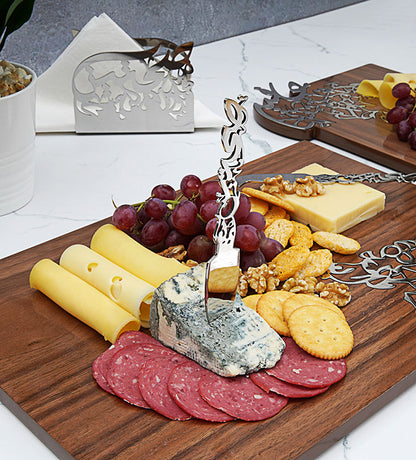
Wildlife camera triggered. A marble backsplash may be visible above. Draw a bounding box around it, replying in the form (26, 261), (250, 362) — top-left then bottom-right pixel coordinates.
(2, 0), (363, 75)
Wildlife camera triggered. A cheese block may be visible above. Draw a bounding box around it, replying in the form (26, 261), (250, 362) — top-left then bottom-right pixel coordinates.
(150, 263), (285, 377)
(283, 163), (385, 233)
(60, 244), (154, 323)
(90, 224), (189, 287)
(30, 259), (139, 343)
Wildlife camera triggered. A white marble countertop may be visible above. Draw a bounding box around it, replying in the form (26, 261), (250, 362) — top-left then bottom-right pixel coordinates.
(1, 0), (415, 458)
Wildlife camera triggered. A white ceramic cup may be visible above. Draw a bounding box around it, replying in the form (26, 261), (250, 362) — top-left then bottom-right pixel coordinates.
(0, 63), (36, 215)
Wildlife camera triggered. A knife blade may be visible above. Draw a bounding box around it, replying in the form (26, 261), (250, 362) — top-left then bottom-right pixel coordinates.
(236, 172), (416, 187)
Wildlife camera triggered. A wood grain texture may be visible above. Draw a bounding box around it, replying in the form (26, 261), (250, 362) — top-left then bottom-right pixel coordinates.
(1, 141), (416, 459)
(253, 64), (416, 173)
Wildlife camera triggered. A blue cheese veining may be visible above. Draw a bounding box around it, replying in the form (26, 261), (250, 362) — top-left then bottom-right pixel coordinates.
(149, 264), (285, 377)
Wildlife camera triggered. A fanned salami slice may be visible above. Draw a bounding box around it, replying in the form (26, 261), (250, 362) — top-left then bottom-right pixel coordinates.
(116, 330), (161, 347)
(250, 370), (329, 398)
(107, 343), (176, 408)
(199, 373), (288, 421)
(92, 345), (120, 394)
(266, 337), (347, 388)
(138, 356), (192, 420)
(168, 361), (234, 422)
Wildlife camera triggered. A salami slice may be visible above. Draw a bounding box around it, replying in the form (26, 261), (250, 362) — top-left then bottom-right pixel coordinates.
(107, 343), (176, 408)
(199, 373), (288, 421)
(138, 356), (192, 420)
(250, 370), (329, 398)
(266, 337), (347, 388)
(92, 345), (121, 394)
(115, 330), (161, 347)
(168, 361), (234, 422)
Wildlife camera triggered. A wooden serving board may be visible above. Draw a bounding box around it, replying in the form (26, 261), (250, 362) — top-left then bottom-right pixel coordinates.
(253, 64), (416, 173)
(1, 141), (416, 460)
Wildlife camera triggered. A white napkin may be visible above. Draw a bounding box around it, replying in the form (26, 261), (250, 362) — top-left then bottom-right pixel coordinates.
(36, 13), (224, 132)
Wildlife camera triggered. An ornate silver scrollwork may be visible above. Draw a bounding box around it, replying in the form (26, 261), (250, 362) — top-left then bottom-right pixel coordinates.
(254, 80), (379, 130)
(329, 239), (416, 310)
(213, 95), (248, 247)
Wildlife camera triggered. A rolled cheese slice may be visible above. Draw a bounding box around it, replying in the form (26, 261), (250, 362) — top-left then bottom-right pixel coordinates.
(60, 244), (154, 320)
(90, 224), (189, 287)
(30, 259), (139, 343)
(379, 73), (416, 109)
(356, 79), (383, 98)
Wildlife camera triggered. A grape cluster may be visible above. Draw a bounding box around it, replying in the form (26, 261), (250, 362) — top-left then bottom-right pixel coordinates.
(111, 175), (284, 270)
(385, 82), (416, 150)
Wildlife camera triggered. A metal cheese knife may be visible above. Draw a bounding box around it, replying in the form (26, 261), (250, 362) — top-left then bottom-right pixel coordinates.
(237, 172), (416, 187)
(205, 96), (248, 324)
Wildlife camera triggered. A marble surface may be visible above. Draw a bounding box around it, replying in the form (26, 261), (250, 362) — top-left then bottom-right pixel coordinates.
(1, 0), (415, 458)
(3, 0), (362, 75)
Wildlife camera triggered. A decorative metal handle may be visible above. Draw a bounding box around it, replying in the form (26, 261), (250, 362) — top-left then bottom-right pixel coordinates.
(314, 172), (416, 185)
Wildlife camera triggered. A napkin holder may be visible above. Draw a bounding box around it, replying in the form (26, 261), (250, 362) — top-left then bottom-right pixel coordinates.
(72, 38), (194, 133)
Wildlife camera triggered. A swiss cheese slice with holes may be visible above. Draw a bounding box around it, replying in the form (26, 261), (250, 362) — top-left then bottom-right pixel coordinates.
(60, 244), (154, 325)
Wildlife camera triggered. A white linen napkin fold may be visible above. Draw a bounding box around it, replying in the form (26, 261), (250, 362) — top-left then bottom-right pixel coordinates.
(36, 13), (224, 132)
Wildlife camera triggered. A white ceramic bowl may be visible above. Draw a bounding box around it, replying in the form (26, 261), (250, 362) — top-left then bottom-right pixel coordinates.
(0, 62), (37, 215)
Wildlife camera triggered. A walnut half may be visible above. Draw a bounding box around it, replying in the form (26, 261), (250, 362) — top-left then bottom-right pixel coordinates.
(239, 263), (280, 295)
(281, 276), (317, 294)
(316, 281), (351, 307)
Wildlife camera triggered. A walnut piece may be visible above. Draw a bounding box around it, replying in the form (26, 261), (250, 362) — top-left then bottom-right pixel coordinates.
(281, 276), (317, 294)
(158, 245), (187, 261)
(293, 176), (326, 197)
(261, 175), (294, 195)
(316, 281), (351, 307)
(239, 263), (279, 295)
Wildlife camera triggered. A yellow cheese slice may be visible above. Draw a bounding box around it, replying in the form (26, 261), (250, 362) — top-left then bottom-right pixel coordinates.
(356, 80), (383, 98)
(90, 224), (189, 287)
(29, 259), (139, 343)
(282, 163), (385, 233)
(60, 244), (154, 321)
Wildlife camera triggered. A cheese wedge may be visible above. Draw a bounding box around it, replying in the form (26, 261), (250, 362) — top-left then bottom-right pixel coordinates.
(60, 244), (154, 322)
(90, 224), (189, 287)
(282, 163), (385, 233)
(30, 259), (139, 343)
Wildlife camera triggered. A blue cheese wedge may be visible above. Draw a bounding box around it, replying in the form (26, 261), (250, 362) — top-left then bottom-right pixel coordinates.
(149, 264), (285, 377)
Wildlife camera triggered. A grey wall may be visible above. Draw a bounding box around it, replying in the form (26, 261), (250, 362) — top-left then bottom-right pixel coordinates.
(2, 0), (363, 75)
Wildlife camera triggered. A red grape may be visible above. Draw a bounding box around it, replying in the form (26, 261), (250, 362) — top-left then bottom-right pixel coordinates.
(171, 200), (198, 232)
(199, 200), (219, 222)
(240, 249), (265, 272)
(205, 217), (217, 240)
(152, 184), (176, 201)
(181, 175), (202, 199)
(392, 82), (411, 99)
(386, 106), (408, 124)
(396, 95), (416, 113)
(112, 204), (137, 230)
(222, 193), (251, 223)
(187, 235), (215, 263)
(144, 197), (168, 219)
(242, 211), (266, 231)
(165, 229), (191, 247)
(199, 180), (222, 203)
(235, 224), (261, 252)
(260, 237), (283, 262)
(396, 119), (413, 141)
(181, 216), (205, 236)
(140, 219), (169, 247)
(408, 112), (416, 128)
(408, 131), (416, 150)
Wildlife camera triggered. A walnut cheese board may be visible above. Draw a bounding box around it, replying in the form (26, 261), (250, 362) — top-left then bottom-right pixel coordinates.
(254, 64), (416, 173)
(1, 141), (416, 460)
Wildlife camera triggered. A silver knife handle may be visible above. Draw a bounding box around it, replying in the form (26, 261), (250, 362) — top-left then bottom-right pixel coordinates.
(314, 172), (416, 185)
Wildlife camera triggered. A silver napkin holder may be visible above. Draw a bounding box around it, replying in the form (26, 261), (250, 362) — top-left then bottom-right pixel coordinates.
(72, 39), (194, 133)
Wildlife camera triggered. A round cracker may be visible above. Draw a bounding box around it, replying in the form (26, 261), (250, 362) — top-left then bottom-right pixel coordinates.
(282, 293), (345, 322)
(242, 294), (262, 310)
(288, 305), (354, 359)
(256, 290), (294, 336)
(242, 187), (295, 213)
(271, 246), (310, 281)
(312, 231), (360, 255)
(248, 196), (269, 215)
